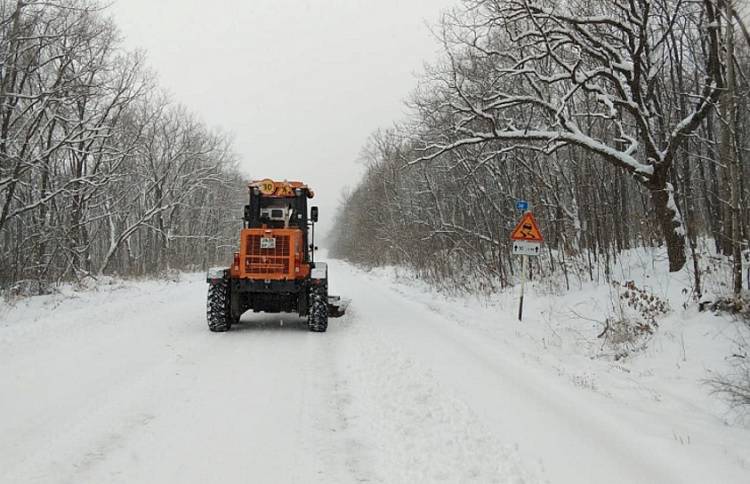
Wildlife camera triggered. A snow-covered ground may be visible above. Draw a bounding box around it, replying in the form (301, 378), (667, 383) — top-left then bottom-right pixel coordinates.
(1, 255), (749, 483)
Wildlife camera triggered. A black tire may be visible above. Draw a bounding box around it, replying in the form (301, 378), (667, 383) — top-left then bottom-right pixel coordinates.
(207, 275), (232, 332)
(308, 283), (328, 332)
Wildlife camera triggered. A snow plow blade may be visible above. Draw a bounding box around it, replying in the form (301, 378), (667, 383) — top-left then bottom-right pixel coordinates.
(327, 295), (349, 318)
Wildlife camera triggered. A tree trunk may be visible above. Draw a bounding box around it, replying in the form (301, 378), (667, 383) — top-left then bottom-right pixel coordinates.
(720, 2), (742, 294)
(648, 175), (687, 272)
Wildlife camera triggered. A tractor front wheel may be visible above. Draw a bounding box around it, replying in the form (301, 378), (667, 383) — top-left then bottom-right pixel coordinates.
(308, 284), (328, 332)
(207, 275), (233, 332)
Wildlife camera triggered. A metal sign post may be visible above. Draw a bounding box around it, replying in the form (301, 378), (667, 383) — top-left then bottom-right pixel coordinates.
(518, 254), (526, 321)
(510, 208), (543, 323)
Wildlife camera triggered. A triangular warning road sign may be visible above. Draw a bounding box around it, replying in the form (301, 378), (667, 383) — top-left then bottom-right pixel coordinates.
(510, 212), (544, 242)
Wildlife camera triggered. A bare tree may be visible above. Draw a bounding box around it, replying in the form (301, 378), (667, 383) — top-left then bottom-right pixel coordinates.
(409, 0), (724, 272)
(0, 0), (246, 292)
(331, 0), (750, 301)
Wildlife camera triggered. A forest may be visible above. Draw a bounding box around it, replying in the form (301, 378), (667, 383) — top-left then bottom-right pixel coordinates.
(2, 0), (749, 304)
(331, 0), (750, 302)
(0, 0), (246, 293)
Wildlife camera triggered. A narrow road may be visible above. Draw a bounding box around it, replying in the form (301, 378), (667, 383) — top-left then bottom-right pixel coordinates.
(1, 260), (747, 483)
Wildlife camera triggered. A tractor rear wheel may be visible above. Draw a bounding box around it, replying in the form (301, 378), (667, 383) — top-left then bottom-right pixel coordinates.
(207, 275), (233, 332)
(307, 284), (328, 332)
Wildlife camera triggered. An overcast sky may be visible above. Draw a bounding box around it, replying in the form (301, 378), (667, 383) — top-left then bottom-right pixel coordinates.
(108, 0), (457, 235)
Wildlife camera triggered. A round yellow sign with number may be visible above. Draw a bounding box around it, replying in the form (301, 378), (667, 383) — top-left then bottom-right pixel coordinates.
(258, 179), (275, 195)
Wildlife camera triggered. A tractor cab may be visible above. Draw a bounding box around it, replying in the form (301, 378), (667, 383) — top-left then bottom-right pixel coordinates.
(244, 180), (313, 231)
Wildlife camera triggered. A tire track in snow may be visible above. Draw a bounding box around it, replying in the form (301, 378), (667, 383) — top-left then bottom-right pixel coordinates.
(329, 260), (705, 484)
(331, 298), (538, 483)
(0, 278), (361, 484)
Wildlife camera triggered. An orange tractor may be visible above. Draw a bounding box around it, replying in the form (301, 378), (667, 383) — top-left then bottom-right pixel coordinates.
(206, 179), (347, 332)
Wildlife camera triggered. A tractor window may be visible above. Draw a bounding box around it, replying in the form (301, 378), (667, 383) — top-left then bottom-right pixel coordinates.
(246, 191), (308, 230)
(257, 197), (303, 229)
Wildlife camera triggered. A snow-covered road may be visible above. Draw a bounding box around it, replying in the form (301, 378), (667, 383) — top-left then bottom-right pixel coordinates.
(1, 259), (748, 483)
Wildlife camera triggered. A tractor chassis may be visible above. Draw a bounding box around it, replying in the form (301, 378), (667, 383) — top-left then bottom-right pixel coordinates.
(206, 263), (347, 333)
(230, 279), (311, 317)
